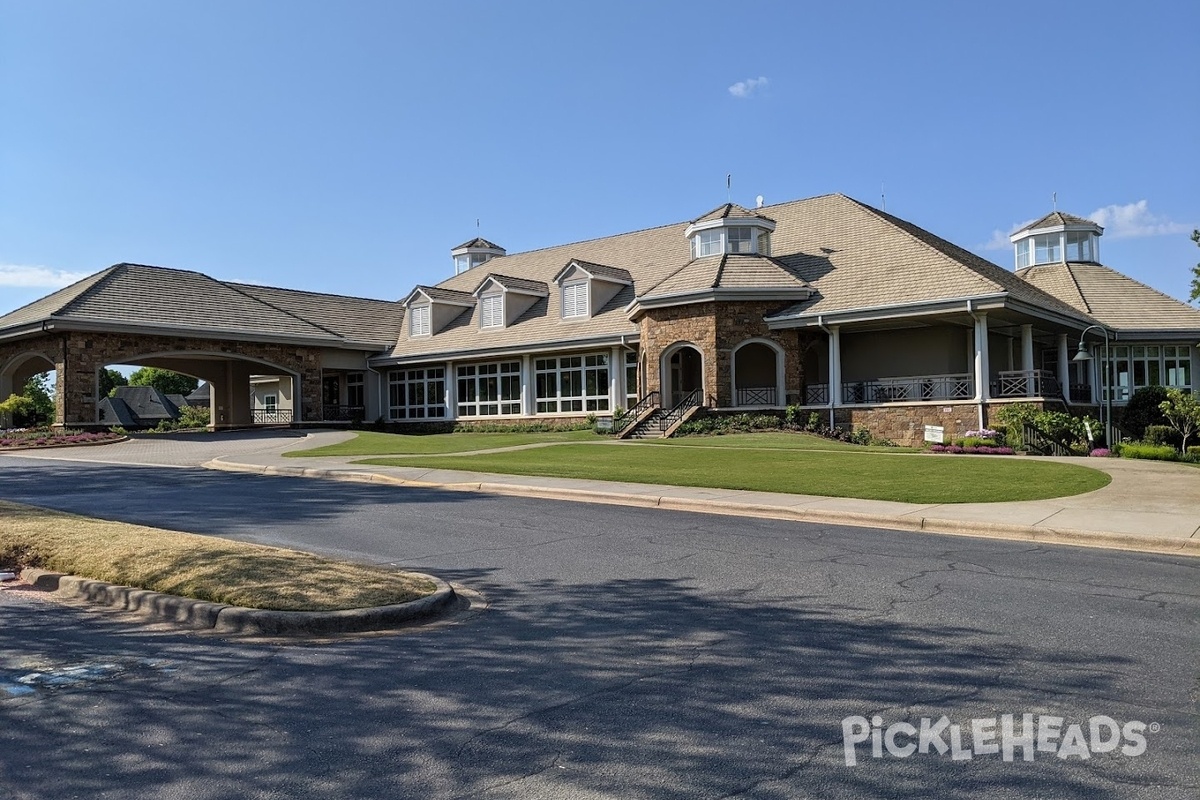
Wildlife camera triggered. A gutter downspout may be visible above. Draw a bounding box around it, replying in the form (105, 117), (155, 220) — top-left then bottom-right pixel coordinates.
(966, 300), (986, 431)
(817, 316), (835, 429)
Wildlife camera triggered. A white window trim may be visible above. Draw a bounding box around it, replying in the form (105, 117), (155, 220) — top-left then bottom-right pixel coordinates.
(387, 367), (447, 420)
(534, 353), (610, 413)
(480, 293), (504, 329)
(456, 361), (523, 417)
(409, 304), (431, 337)
(562, 281), (589, 319)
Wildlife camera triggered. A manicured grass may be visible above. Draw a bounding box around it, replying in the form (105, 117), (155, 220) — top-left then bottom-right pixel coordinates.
(360, 445), (1111, 503)
(0, 501), (435, 611)
(287, 428), (597, 457)
(655, 431), (915, 452)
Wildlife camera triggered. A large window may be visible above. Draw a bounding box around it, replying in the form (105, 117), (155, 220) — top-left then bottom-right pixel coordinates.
(457, 361), (521, 416)
(388, 367), (446, 419)
(562, 282), (589, 319)
(1015, 238), (1032, 269)
(1102, 344), (1193, 401)
(480, 294), (504, 329)
(535, 354), (609, 413)
(1065, 231), (1094, 262)
(409, 305), (431, 337)
(1034, 234), (1061, 264)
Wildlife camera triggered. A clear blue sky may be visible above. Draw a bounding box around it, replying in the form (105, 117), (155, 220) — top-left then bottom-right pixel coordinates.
(2, 1), (1197, 318)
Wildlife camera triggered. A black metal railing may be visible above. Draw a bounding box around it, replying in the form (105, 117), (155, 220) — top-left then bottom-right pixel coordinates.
(659, 388), (702, 431)
(736, 386), (777, 406)
(615, 391), (660, 433)
(252, 408), (294, 425)
(322, 405), (366, 422)
(1068, 384), (1092, 404)
(804, 384), (829, 405)
(1022, 423), (1074, 457)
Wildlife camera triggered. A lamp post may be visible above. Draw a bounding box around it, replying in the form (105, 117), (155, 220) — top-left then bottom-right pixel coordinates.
(1072, 324), (1113, 447)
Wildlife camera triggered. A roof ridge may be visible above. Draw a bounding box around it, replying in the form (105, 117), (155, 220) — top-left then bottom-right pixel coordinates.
(712, 254), (728, 289)
(226, 280), (397, 305)
(0, 265), (117, 324)
(55, 264), (127, 318)
(1063, 264), (1092, 313)
(638, 257), (702, 297)
(217, 277), (345, 340)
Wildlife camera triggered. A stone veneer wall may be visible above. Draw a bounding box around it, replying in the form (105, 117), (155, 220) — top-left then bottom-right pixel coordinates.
(830, 400), (1057, 446)
(1, 331), (326, 426)
(638, 301), (806, 407)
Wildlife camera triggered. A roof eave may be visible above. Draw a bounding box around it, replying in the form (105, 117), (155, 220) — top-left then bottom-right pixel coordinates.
(371, 331), (641, 366)
(765, 293), (1011, 328)
(630, 287), (814, 316)
(35, 317), (350, 348)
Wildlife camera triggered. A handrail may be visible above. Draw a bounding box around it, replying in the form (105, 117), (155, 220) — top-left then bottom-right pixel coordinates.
(1021, 423), (1073, 456)
(659, 388), (701, 430)
(615, 390), (660, 432)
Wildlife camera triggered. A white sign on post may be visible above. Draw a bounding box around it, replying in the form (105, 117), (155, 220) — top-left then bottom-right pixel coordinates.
(924, 424), (945, 444)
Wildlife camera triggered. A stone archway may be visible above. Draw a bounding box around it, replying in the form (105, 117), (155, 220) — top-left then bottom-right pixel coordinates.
(662, 343), (704, 408)
(0, 350), (56, 426)
(731, 339), (784, 407)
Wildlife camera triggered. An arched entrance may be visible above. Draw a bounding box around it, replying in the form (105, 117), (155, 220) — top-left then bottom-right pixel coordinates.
(732, 339), (784, 407)
(0, 351), (55, 426)
(662, 343), (704, 407)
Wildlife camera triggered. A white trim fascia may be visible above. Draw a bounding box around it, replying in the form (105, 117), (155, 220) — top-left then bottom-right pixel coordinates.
(0, 322), (54, 342)
(1009, 222), (1103, 243)
(403, 288), (476, 308)
(1093, 329), (1200, 341)
(684, 217), (777, 238)
(765, 294), (1009, 328)
(1001, 298), (1099, 331)
(471, 276), (548, 299)
(371, 332), (641, 367)
(450, 244), (506, 258)
(552, 261), (633, 287)
(630, 287), (814, 316)
(25, 317), (358, 349)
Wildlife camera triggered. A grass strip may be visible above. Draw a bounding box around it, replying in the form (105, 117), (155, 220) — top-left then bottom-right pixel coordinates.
(287, 429), (597, 457)
(361, 445), (1111, 504)
(0, 501), (434, 611)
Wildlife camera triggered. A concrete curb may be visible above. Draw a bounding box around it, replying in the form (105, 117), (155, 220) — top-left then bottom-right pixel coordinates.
(21, 568), (458, 635)
(203, 458), (1200, 558)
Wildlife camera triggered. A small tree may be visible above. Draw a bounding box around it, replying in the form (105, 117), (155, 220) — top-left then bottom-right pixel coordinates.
(100, 367), (128, 398)
(128, 367), (199, 396)
(0, 394), (35, 419)
(22, 374), (55, 425)
(1158, 389), (1200, 452)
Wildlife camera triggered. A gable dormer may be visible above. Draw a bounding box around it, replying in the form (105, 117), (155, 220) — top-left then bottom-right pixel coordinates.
(402, 285), (475, 338)
(552, 260), (634, 320)
(685, 203), (776, 260)
(1010, 211), (1103, 270)
(451, 238), (506, 275)
(472, 274), (549, 330)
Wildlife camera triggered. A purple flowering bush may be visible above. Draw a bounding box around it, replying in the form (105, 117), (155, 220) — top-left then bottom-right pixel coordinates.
(0, 428), (123, 449)
(928, 443), (1015, 456)
(1088, 448), (1112, 457)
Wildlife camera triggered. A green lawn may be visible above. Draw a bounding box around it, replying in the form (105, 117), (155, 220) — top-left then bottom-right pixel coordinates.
(653, 432), (915, 452)
(287, 428), (597, 457)
(359, 445), (1111, 504)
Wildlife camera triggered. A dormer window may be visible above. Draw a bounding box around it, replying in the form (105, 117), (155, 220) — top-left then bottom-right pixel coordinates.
(410, 305), (431, 337)
(480, 294), (504, 329)
(1010, 211), (1102, 270)
(562, 281), (589, 318)
(685, 204), (777, 260)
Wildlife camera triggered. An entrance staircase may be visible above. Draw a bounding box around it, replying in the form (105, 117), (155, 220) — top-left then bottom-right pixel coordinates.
(616, 389), (703, 440)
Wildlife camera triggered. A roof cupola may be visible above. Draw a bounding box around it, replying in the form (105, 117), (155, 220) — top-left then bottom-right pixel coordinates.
(451, 238), (506, 275)
(1009, 211), (1103, 270)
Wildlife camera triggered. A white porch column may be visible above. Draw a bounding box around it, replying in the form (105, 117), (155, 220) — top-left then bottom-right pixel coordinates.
(444, 361), (457, 420)
(1057, 334), (1070, 402)
(973, 314), (990, 431)
(521, 354), (534, 417)
(973, 314), (990, 402)
(828, 325), (841, 427)
(609, 346), (622, 413)
(1021, 324), (1035, 372)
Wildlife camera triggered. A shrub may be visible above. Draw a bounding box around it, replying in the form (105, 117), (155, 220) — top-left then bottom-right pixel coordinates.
(1118, 442), (1179, 461)
(1158, 388), (1200, 452)
(1142, 425), (1182, 448)
(1188, 446), (1200, 457)
(1088, 448), (1112, 457)
(1120, 386), (1169, 440)
(849, 427), (873, 446)
(806, 412), (822, 431)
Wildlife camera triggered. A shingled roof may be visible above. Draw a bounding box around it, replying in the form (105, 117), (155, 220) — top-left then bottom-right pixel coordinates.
(1014, 211), (1101, 233)
(1019, 262), (1200, 335)
(0, 263), (401, 351)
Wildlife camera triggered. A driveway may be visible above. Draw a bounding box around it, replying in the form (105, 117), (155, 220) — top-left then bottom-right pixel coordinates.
(0, 450), (1196, 799)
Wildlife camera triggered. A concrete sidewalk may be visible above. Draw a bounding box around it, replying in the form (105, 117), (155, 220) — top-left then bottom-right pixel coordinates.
(202, 431), (1200, 558)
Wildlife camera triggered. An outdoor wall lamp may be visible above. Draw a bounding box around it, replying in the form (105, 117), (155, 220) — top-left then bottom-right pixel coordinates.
(1072, 325), (1114, 446)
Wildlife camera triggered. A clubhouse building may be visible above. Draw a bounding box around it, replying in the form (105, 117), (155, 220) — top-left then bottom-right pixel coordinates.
(2, 193), (1198, 445)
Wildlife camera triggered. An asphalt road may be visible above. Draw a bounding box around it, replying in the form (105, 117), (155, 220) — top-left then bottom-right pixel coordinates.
(0, 455), (1196, 799)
